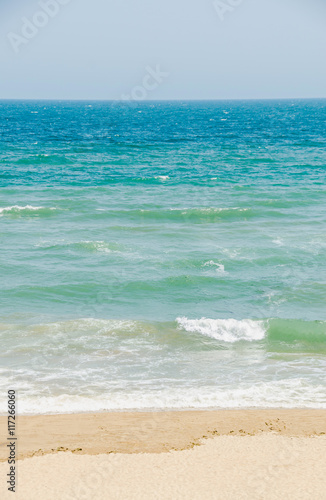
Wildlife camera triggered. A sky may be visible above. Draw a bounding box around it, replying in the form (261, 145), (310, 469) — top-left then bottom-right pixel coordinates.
(0, 0), (325, 100)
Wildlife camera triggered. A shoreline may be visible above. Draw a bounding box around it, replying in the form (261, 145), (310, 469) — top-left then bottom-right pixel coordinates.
(1, 409), (325, 462)
(1, 404), (325, 417)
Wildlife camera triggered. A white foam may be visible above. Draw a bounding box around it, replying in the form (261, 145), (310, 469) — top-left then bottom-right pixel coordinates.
(30, 318), (139, 335)
(0, 205), (55, 215)
(2, 380), (325, 415)
(176, 317), (266, 343)
(154, 176), (170, 181)
(203, 261), (227, 275)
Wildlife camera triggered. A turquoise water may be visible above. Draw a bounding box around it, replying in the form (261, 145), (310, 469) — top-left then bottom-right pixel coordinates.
(0, 99), (326, 413)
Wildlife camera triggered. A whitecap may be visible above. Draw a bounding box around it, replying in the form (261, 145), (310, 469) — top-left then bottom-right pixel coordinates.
(203, 261), (227, 275)
(154, 176), (170, 181)
(176, 317), (266, 343)
(0, 205), (56, 216)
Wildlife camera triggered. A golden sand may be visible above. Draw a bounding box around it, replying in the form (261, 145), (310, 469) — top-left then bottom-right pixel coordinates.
(0, 410), (325, 499)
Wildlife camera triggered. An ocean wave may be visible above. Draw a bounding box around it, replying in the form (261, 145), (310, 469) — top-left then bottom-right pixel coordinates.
(35, 240), (124, 254)
(3, 316), (325, 346)
(177, 317), (266, 343)
(177, 317), (326, 346)
(267, 319), (326, 345)
(1, 316), (326, 414)
(127, 207), (251, 223)
(90, 207), (254, 224)
(0, 205), (57, 217)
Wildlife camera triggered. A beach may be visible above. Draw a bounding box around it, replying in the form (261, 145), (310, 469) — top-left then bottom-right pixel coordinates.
(0, 410), (325, 499)
(1, 0), (326, 493)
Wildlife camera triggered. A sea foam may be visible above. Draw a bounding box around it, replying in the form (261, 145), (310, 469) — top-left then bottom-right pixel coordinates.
(176, 317), (266, 343)
(203, 261), (227, 275)
(2, 379), (325, 415)
(0, 205), (56, 216)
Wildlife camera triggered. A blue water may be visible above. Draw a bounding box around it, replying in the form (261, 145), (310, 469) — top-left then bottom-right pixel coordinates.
(0, 99), (326, 413)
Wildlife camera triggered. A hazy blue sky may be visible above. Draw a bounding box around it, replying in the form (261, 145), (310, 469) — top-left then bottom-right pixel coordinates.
(1, 0), (325, 99)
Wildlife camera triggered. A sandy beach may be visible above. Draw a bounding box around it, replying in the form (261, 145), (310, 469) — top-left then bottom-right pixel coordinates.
(2, 0), (326, 497)
(0, 410), (325, 499)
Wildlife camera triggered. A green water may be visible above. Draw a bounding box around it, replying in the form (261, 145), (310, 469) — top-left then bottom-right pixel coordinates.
(0, 100), (325, 413)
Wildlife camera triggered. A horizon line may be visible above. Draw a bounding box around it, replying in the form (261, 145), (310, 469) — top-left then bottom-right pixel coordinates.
(0, 97), (326, 103)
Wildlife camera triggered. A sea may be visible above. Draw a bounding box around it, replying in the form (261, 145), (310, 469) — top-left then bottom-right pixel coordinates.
(0, 99), (326, 414)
